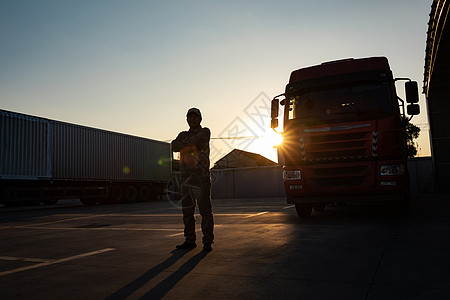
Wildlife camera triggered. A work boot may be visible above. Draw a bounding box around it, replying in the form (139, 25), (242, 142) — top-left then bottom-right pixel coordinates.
(175, 241), (197, 250)
(202, 243), (213, 252)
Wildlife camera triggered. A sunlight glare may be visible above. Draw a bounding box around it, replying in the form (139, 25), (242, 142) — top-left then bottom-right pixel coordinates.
(247, 130), (283, 163)
(264, 130), (284, 148)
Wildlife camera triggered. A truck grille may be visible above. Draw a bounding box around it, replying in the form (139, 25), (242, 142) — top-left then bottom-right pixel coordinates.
(311, 166), (367, 176)
(310, 165), (369, 187)
(299, 127), (377, 161)
(313, 176), (365, 187)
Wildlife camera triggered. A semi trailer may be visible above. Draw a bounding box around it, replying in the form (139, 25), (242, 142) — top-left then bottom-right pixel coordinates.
(271, 57), (420, 217)
(0, 109), (171, 206)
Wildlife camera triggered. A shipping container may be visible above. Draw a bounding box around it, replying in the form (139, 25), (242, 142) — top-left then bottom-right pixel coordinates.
(0, 110), (51, 180)
(0, 109), (171, 206)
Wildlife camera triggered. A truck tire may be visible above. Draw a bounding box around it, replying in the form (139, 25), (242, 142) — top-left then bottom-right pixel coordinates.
(313, 203), (326, 212)
(3, 199), (21, 207)
(109, 185), (123, 204)
(166, 174), (181, 206)
(81, 198), (97, 205)
(139, 185), (150, 202)
(125, 185), (138, 203)
(295, 203), (313, 218)
(24, 200), (41, 206)
(44, 199), (58, 205)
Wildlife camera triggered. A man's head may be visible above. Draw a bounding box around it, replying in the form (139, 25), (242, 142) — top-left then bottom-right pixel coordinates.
(186, 107), (202, 129)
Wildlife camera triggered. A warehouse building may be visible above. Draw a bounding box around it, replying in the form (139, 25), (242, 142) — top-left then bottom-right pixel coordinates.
(423, 0), (450, 192)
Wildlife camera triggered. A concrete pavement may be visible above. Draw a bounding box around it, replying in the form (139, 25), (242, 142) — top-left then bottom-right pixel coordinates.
(0, 193), (449, 299)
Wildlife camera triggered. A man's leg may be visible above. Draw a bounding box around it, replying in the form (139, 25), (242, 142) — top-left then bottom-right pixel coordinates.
(198, 178), (214, 247)
(181, 177), (196, 244)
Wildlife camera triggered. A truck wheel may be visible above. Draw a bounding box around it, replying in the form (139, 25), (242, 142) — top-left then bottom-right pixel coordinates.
(167, 174), (181, 206)
(43, 199), (58, 205)
(139, 186), (150, 202)
(125, 185), (138, 203)
(313, 203), (326, 212)
(81, 198), (97, 205)
(295, 203), (313, 218)
(3, 199), (21, 207)
(109, 185), (123, 204)
(24, 200), (41, 206)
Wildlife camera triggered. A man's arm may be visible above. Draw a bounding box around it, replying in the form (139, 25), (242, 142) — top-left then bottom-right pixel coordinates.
(171, 131), (188, 152)
(183, 128), (210, 150)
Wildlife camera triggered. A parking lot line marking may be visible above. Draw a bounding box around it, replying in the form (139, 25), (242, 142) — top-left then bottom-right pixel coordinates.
(24, 215), (111, 227)
(56, 213), (254, 217)
(166, 224), (224, 237)
(165, 211), (270, 237)
(0, 256), (55, 263)
(244, 211), (269, 218)
(7, 226), (183, 232)
(167, 230), (197, 237)
(283, 205), (295, 209)
(0, 248), (115, 277)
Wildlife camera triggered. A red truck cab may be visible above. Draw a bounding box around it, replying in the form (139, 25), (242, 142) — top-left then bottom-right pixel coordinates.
(271, 57), (420, 217)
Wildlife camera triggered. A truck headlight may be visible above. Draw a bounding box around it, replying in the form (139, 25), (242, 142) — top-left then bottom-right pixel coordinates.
(380, 164), (404, 176)
(283, 170), (301, 180)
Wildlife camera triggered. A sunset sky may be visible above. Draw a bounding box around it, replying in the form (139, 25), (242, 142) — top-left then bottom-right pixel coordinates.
(0, 0), (432, 163)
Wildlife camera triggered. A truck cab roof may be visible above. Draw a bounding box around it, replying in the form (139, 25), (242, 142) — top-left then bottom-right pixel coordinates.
(289, 57), (390, 84)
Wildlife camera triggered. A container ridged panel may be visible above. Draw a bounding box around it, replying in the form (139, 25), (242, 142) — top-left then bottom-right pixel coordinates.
(0, 110), (50, 179)
(51, 121), (171, 181)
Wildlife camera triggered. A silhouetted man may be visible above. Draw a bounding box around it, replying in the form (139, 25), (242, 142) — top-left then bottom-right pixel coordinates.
(171, 108), (214, 252)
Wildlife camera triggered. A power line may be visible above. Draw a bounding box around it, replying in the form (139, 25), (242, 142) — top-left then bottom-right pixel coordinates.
(211, 136), (263, 140)
(163, 136), (263, 142)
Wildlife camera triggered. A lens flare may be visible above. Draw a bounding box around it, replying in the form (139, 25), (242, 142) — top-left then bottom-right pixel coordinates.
(158, 156), (171, 166)
(123, 166), (130, 175)
(265, 131), (284, 148)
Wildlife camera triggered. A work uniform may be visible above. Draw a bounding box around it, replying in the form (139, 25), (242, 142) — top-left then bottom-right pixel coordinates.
(171, 126), (214, 245)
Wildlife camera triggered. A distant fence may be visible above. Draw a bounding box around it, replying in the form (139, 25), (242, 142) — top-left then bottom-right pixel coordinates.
(211, 157), (434, 199)
(408, 156), (434, 193)
(211, 165), (284, 199)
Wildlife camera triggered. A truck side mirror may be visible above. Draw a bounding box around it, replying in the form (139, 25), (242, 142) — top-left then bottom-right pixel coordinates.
(407, 104), (420, 115)
(271, 119), (279, 129)
(271, 98), (279, 119)
(271, 98), (279, 129)
(405, 81), (419, 104)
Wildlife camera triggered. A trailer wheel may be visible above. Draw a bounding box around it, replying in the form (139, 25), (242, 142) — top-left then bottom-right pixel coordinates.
(295, 203), (313, 218)
(313, 203), (326, 212)
(81, 198), (97, 205)
(109, 185), (123, 204)
(139, 186), (150, 202)
(167, 173), (181, 206)
(3, 199), (21, 207)
(125, 185), (138, 203)
(44, 199), (58, 205)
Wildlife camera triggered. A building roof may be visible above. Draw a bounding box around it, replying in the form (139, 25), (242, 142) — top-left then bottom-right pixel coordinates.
(423, 0), (450, 96)
(212, 149), (278, 169)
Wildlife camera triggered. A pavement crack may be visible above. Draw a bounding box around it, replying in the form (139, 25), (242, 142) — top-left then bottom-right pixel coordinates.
(364, 224), (396, 299)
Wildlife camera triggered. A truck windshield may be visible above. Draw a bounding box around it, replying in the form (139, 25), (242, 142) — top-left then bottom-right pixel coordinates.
(287, 83), (393, 125)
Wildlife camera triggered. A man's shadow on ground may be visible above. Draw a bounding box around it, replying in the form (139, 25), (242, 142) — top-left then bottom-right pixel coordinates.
(106, 249), (207, 300)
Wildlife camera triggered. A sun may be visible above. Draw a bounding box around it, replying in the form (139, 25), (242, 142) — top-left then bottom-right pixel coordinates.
(264, 130), (283, 148)
(248, 131), (283, 162)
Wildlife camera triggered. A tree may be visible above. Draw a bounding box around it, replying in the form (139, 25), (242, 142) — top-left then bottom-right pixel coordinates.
(402, 116), (421, 158)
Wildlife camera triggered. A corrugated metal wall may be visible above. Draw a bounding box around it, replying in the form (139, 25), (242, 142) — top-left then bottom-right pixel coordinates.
(51, 121), (171, 181)
(211, 159), (434, 199)
(211, 165), (285, 198)
(0, 109), (171, 182)
(424, 0), (450, 192)
(0, 110), (50, 179)
(407, 157), (434, 193)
